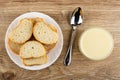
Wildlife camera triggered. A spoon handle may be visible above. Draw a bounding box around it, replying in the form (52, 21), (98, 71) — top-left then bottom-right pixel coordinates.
(64, 27), (77, 66)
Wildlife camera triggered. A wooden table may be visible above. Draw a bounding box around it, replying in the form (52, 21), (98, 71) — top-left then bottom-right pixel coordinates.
(0, 0), (120, 80)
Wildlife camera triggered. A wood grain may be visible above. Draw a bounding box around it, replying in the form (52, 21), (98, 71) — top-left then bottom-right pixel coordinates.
(0, 0), (120, 80)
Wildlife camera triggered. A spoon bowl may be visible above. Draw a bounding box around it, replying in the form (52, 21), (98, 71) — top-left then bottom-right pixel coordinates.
(70, 7), (83, 26)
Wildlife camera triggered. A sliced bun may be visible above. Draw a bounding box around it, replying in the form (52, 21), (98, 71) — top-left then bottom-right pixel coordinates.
(20, 41), (46, 59)
(8, 18), (33, 44)
(33, 20), (58, 44)
(8, 39), (22, 55)
(23, 54), (48, 66)
(34, 17), (44, 22)
(43, 43), (56, 52)
(47, 24), (57, 32)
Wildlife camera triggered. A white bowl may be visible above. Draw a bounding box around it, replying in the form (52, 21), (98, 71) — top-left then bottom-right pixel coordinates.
(5, 12), (63, 70)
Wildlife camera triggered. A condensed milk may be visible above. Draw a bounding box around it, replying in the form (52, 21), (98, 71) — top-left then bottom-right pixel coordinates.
(79, 27), (114, 60)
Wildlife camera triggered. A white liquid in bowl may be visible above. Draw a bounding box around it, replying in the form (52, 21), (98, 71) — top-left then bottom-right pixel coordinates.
(79, 27), (114, 60)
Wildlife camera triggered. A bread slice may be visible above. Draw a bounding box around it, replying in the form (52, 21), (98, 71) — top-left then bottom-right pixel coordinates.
(34, 18), (57, 32)
(23, 54), (48, 66)
(34, 17), (44, 22)
(20, 41), (46, 59)
(33, 17), (57, 33)
(43, 43), (56, 52)
(33, 20), (58, 44)
(8, 18), (33, 44)
(47, 24), (57, 32)
(8, 39), (22, 55)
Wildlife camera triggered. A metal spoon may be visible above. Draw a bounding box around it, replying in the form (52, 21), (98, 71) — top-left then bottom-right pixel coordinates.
(64, 7), (83, 66)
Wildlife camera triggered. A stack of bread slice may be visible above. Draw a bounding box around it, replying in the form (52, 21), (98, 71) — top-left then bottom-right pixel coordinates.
(20, 41), (47, 66)
(8, 18), (58, 66)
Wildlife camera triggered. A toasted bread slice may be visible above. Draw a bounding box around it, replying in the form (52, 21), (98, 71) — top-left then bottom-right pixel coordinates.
(47, 24), (57, 32)
(43, 43), (56, 52)
(8, 18), (33, 44)
(23, 54), (48, 66)
(20, 41), (46, 59)
(33, 18), (57, 51)
(33, 20), (58, 44)
(35, 17), (44, 22)
(8, 39), (22, 55)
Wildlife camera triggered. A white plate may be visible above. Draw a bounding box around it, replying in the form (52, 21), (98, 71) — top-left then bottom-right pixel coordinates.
(5, 12), (63, 70)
